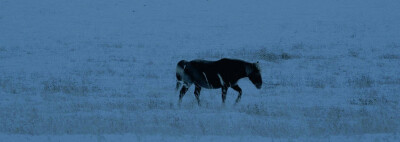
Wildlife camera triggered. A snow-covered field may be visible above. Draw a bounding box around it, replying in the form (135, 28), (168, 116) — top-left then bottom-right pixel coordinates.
(1, 0), (400, 141)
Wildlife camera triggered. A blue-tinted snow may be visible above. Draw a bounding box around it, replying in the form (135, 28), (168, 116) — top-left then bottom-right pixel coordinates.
(0, 0), (399, 141)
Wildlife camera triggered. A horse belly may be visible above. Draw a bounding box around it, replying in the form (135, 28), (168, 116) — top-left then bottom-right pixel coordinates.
(194, 76), (222, 89)
(196, 81), (221, 89)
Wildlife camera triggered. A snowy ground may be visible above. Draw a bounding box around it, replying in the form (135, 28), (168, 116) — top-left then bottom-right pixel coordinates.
(1, 0), (400, 141)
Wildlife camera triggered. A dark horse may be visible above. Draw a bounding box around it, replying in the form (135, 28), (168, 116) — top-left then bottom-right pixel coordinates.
(176, 58), (262, 105)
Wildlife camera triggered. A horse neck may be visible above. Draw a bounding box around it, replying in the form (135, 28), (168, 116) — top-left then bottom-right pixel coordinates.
(244, 63), (255, 77)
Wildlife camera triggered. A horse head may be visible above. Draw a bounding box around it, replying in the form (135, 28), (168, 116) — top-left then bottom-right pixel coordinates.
(248, 61), (262, 89)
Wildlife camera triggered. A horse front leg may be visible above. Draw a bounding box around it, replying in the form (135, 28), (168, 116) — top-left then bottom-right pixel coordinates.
(232, 85), (242, 103)
(221, 87), (228, 103)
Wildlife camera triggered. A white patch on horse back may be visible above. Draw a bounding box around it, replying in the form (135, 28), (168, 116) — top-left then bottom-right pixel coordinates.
(202, 72), (211, 88)
(217, 73), (225, 86)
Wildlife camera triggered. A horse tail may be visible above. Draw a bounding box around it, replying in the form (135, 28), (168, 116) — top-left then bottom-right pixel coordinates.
(175, 60), (187, 91)
(176, 71), (182, 91)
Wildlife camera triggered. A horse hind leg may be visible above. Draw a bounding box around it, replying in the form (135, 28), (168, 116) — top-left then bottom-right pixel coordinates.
(175, 81), (182, 92)
(194, 85), (201, 106)
(232, 85), (242, 103)
(179, 86), (189, 104)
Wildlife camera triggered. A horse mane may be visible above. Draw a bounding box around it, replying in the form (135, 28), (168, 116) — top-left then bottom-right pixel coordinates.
(245, 62), (259, 75)
(254, 62), (260, 71)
